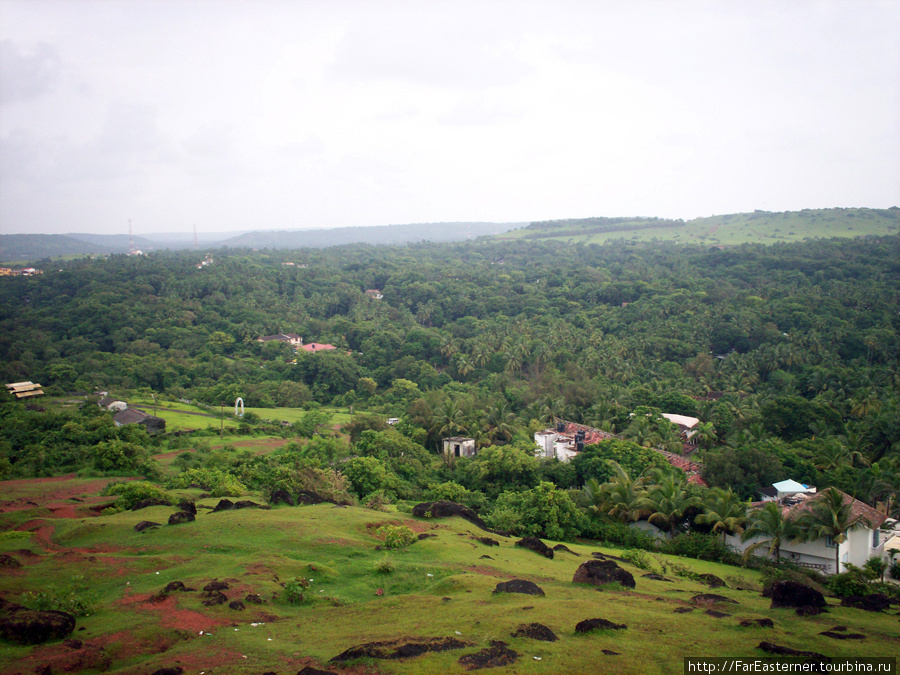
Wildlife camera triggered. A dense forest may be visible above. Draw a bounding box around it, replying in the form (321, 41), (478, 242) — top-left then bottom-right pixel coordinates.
(1, 234), (898, 552)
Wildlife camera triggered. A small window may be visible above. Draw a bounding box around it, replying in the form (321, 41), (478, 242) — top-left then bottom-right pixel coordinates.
(872, 529), (880, 548)
(825, 535), (836, 549)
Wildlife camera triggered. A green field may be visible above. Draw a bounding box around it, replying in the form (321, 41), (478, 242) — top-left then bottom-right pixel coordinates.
(494, 208), (900, 246)
(1, 475), (898, 674)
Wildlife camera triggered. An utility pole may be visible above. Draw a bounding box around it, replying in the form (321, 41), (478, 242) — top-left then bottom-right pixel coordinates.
(220, 402), (224, 438)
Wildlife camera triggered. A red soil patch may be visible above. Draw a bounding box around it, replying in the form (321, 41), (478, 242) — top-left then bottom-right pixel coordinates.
(119, 590), (235, 633)
(0, 474), (129, 517)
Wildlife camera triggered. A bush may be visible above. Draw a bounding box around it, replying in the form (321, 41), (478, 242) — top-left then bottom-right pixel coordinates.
(424, 481), (487, 512)
(364, 491), (393, 512)
(166, 469), (247, 497)
(377, 525), (416, 549)
(890, 560), (900, 580)
(588, 521), (657, 551)
(372, 555), (395, 574)
(620, 548), (654, 571)
(827, 565), (873, 598)
(280, 577), (309, 604)
(23, 575), (95, 616)
(664, 532), (738, 563)
(102, 480), (172, 510)
(862, 556), (887, 581)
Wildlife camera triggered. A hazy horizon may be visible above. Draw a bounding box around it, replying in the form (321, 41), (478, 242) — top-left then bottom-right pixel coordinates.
(2, 0), (899, 236)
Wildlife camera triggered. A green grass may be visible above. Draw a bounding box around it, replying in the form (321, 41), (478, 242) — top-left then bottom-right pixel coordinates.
(2, 480), (899, 674)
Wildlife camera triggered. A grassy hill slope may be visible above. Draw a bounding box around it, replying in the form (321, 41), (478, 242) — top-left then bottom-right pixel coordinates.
(2, 477), (898, 674)
(496, 208), (900, 246)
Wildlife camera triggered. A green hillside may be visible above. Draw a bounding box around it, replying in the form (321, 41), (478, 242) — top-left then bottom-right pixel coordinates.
(2, 478), (897, 674)
(496, 208), (900, 245)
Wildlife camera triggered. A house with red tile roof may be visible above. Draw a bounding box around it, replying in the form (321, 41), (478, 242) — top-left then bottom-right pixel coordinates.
(728, 485), (888, 574)
(300, 342), (337, 353)
(533, 419), (707, 485)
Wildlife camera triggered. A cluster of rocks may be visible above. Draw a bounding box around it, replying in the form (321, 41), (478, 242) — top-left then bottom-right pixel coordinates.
(152, 579), (264, 612)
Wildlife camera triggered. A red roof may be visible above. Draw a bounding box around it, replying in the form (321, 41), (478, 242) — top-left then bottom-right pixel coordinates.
(780, 489), (887, 529)
(300, 342), (336, 352)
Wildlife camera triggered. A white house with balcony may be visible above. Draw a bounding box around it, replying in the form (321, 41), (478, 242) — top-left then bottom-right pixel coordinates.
(727, 485), (887, 574)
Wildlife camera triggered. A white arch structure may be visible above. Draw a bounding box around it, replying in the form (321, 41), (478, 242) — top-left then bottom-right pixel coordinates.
(234, 397), (244, 417)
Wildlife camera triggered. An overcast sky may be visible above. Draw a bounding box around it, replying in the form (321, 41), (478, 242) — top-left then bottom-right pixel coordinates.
(1, 0), (899, 236)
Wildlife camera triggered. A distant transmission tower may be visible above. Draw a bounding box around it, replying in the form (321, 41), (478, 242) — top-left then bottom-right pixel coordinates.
(128, 219), (135, 255)
(193, 223), (199, 249)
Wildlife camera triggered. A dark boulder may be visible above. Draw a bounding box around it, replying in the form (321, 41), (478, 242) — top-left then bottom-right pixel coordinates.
(698, 574), (726, 589)
(177, 501), (197, 515)
(739, 618), (774, 628)
(511, 622), (558, 642)
(167, 511), (195, 525)
(552, 544), (579, 556)
(0, 608), (76, 645)
(150, 668), (184, 675)
(245, 593), (264, 604)
(515, 537), (554, 559)
(412, 501), (491, 531)
(758, 642), (827, 660)
(417, 533), (437, 540)
(574, 618), (626, 633)
(212, 499), (235, 512)
(331, 636), (471, 662)
(234, 500), (259, 509)
(493, 580), (545, 596)
(572, 559), (635, 588)
(201, 591), (228, 606)
(203, 580), (229, 591)
(820, 630), (865, 640)
(269, 488), (295, 506)
(458, 640), (518, 670)
(163, 581), (187, 593)
(840, 594), (890, 612)
(602, 649), (621, 655)
(691, 594), (738, 605)
(477, 537), (499, 547)
(642, 573), (672, 582)
(134, 521), (162, 532)
(768, 581), (826, 612)
(705, 609), (731, 618)
(228, 600), (245, 611)
(298, 667), (338, 675)
(0, 554), (22, 568)
(130, 498), (170, 511)
(297, 490), (328, 505)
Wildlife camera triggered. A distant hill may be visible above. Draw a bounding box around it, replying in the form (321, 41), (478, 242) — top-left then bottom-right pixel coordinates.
(1, 221), (525, 261)
(497, 207), (900, 245)
(0, 234), (118, 261)
(217, 221), (524, 249)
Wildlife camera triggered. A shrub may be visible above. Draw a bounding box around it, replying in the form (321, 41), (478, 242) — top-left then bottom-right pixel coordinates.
(377, 525), (416, 549)
(280, 577), (310, 604)
(364, 491), (392, 512)
(372, 555), (395, 574)
(862, 556), (887, 581)
(664, 532), (738, 563)
(23, 575), (95, 616)
(827, 565), (872, 598)
(588, 521), (657, 551)
(424, 481), (487, 511)
(890, 560), (900, 580)
(102, 481), (172, 510)
(620, 548), (654, 571)
(166, 469), (247, 497)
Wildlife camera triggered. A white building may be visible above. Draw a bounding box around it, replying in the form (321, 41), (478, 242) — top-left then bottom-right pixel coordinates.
(728, 486), (887, 574)
(443, 437), (476, 458)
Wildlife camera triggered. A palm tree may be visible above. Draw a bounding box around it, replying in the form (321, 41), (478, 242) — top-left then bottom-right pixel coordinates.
(797, 488), (873, 575)
(641, 473), (698, 538)
(695, 488), (746, 542)
(436, 398), (467, 438)
(740, 501), (803, 562)
(692, 421), (718, 450)
(592, 461), (650, 523)
(485, 400), (515, 443)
